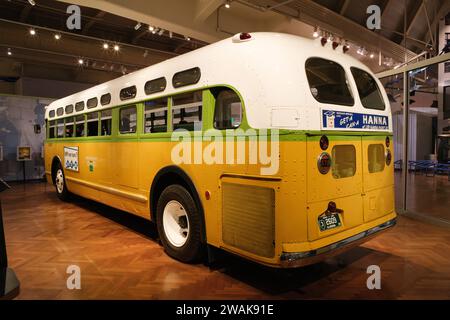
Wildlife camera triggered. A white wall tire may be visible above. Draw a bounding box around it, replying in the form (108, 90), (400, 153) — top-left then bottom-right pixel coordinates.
(156, 184), (203, 263)
(54, 163), (70, 201)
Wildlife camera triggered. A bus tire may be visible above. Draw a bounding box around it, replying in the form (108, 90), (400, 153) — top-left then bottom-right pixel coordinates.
(156, 184), (203, 263)
(54, 162), (70, 201)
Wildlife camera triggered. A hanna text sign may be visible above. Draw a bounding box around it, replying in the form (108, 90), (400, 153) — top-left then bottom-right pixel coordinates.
(322, 110), (389, 130)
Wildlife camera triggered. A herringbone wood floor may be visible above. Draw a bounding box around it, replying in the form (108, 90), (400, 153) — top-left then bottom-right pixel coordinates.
(1, 182), (449, 299)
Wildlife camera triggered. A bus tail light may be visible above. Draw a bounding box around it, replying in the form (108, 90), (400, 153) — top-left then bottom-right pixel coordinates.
(320, 135), (329, 150)
(317, 152), (331, 174)
(386, 149), (392, 166)
(385, 136), (390, 147)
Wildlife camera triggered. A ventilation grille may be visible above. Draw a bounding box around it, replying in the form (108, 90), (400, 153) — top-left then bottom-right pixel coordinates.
(222, 183), (275, 258)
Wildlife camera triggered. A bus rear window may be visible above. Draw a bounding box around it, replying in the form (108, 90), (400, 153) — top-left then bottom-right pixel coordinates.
(332, 145), (356, 179)
(351, 67), (385, 110)
(305, 58), (354, 106)
(368, 144), (385, 173)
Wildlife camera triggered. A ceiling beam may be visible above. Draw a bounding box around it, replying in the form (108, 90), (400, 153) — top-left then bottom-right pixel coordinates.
(400, 0), (424, 47)
(82, 10), (106, 35)
(422, 0), (450, 50)
(19, 5), (32, 23)
(194, 0), (224, 22)
(339, 0), (351, 16)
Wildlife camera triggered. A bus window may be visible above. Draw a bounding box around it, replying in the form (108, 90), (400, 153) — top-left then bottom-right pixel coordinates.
(172, 91), (202, 131)
(305, 58), (354, 106)
(172, 67), (201, 88)
(332, 145), (356, 178)
(351, 67), (385, 110)
(87, 112), (99, 137)
(75, 115), (85, 137)
(65, 105), (74, 114)
(368, 144), (385, 173)
(119, 106), (137, 134)
(56, 119), (64, 138)
(48, 120), (56, 139)
(213, 88), (242, 129)
(120, 86), (137, 101)
(100, 93), (111, 106)
(87, 98), (98, 109)
(145, 77), (166, 95)
(57, 107), (64, 116)
(65, 117), (74, 137)
(101, 110), (112, 136)
(144, 98), (168, 133)
(49, 110), (55, 118)
(75, 101), (85, 112)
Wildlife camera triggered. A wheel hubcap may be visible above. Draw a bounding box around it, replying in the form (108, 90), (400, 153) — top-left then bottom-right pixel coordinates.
(162, 200), (190, 247)
(55, 169), (64, 193)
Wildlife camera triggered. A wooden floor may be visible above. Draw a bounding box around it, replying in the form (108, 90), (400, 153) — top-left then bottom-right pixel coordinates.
(1, 182), (450, 300)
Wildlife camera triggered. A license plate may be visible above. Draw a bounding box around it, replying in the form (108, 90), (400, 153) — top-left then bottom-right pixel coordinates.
(318, 213), (341, 231)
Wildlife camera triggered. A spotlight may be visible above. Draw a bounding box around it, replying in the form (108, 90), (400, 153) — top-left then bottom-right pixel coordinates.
(152, 28), (158, 34)
(369, 53), (374, 59)
(134, 22), (142, 30)
(78, 58), (84, 65)
(332, 39), (339, 50)
(185, 35), (191, 41)
(28, 0), (36, 5)
(103, 43), (109, 49)
(320, 36), (327, 46)
(313, 27), (319, 38)
(54, 33), (61, 40)
(148, 25), (154, 31)
(29, 28), (36, 36)
(169, 31), (173, 38)
(7, 49), (12, 56)
(225, 1), (231, 9)
(158, 29), (164, 36)
(113, 44), (119, 51)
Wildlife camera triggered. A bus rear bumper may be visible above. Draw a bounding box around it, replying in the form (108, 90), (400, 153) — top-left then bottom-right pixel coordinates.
(280, 217), (396, 268)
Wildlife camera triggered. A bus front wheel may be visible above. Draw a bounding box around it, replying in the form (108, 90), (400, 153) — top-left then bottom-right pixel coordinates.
(156, 184), (203, 263)
(54, 163), (70, 201)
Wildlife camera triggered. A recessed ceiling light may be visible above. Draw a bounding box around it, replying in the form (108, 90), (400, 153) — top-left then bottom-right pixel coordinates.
(29, 28), (36, 36)
(113, 44), (120, 51)
(103, 43), (109, 49)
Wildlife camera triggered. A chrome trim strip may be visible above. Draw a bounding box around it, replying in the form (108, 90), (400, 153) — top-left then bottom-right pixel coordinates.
(65, 176), (148, 203)
(280, 218), (396, 263)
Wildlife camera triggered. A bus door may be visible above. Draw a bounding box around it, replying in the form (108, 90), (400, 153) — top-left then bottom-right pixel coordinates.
(361, 137), (394, 222)
(114, 104), (139, 189)
(306, 135), (364, 241)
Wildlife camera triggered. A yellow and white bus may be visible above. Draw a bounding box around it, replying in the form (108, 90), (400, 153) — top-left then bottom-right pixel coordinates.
(44, 32), (396, 267)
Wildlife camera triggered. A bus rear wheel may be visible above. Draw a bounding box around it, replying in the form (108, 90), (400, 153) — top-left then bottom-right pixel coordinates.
(156, 184), (203, 263)
(54, 163), (70, 201)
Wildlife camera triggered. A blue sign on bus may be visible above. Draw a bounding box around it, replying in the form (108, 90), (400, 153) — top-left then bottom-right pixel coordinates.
(322, 110), (389, 130)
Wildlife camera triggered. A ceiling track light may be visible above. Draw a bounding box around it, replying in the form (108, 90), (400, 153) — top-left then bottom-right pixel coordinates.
(225, 0), (231, 9)
(158, 29), (164, 36)
(313, 26), (319, 38)
(29, 28), (36, 36)
(184, 35), (191, 41)
(113, 44), (120, 51)
(134, 22), (142, 30)
(102, 43), (109, 49)
(54, 33), (61, 40)
(149, 25), (155, 31)
(7, 48), (12, 56)
(169, 31), (173, 38)
(78, 58), (84, 65)
(28, 0), (36, 6)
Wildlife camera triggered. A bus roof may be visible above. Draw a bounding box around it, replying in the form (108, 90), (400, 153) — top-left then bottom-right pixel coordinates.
(45, 32), (392, 133)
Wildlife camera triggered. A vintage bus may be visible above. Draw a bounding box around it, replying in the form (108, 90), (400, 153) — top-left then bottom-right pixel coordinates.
(44, 32), (396, 267)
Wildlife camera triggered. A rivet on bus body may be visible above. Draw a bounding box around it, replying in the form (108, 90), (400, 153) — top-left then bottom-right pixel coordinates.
(205, 191), (211, 200)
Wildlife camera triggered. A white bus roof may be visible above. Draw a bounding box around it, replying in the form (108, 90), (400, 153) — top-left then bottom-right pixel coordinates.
(45, 32), (392, 133)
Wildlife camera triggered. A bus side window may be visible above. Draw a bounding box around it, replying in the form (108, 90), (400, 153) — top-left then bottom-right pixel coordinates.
(172, 90), (202, 131)
(87, 112), (99, 137)
(56, 119), (64, 138)
(65, 117), (75, 138)
(101, 110), (112, 136)
(75, 115), (85, 137)
(213, 88), (242, 129)
(48, 120), (56, 139)
(119, 106), (137, 134)
(144, 98), (168, 133)
(368, 144), (385, 173)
